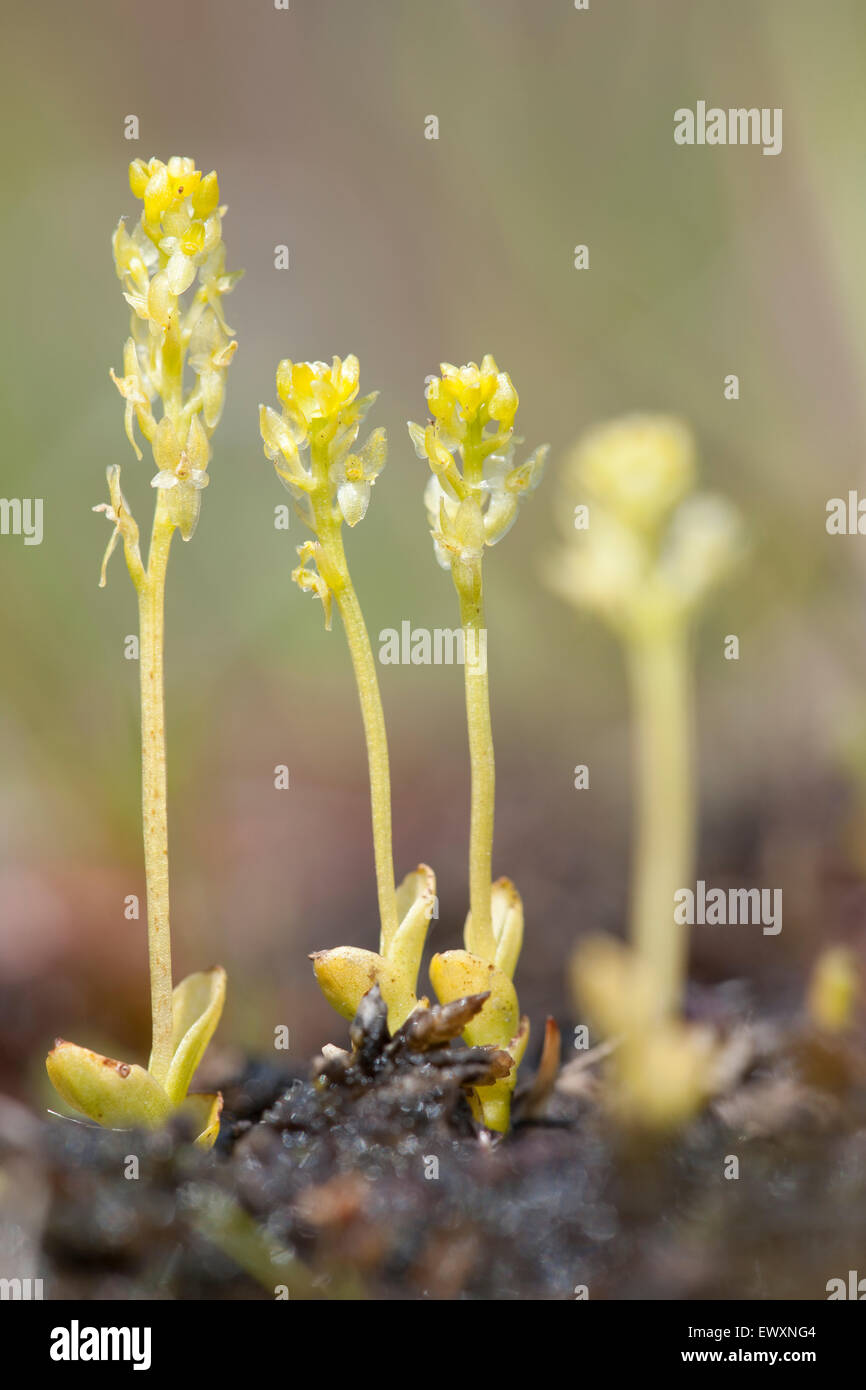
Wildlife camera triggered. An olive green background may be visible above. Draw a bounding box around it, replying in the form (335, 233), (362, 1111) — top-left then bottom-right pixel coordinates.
(2, 1), (865, 1098)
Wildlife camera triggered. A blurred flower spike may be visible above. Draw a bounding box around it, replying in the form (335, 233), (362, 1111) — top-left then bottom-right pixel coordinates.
(549, 414), (744, 1021)
(548, 415), (742, 637)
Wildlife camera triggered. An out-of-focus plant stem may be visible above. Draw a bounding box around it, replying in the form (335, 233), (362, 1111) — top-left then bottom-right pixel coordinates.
(627, 621), (695, 1018)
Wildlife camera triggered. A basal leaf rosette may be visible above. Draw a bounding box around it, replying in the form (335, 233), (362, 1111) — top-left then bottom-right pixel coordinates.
(430, 878), (529, 1133)
(312, 866), (437, 1033)
(46, 967), (226, 1149)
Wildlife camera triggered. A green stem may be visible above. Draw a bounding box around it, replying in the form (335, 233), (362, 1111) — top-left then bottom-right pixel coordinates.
(315, 503), (399, 953)
(136, 502), (175, 1083)
(627, 621), (695, 1018)
(335, 577), (400, 953)
(457, 576), (495, 960)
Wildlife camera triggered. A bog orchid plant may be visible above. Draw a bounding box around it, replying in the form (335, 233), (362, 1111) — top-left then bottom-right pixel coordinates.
(260, 354), (545, 1132)
(259, 357), (438, 1036)
(409, 357), (548, 1131)
(45, 157), (239, 1148)
(550, 417), (741, 1014)
(549, 415), (741, 1126)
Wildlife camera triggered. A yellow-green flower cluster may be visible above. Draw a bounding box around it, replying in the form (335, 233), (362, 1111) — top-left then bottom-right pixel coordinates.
(550, 415), (741, 637)
(408, 356), (548, 583)
(259, 356), (386, 625)
(108, 155), (239, 549)
(260, 356), (385, 528)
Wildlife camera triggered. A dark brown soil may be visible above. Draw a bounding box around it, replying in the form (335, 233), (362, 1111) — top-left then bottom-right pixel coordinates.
(5, 982), (866, 1301)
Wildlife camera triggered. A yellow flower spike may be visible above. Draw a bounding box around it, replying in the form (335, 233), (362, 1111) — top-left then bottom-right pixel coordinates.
(46, 1042), (173, 1130)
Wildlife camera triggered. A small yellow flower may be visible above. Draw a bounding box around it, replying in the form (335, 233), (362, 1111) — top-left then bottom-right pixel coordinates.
(426, 355), (519, 441)
(276, 355), (361, 427)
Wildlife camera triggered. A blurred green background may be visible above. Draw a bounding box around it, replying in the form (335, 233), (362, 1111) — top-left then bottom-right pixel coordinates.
(3, 0), (866, 1100)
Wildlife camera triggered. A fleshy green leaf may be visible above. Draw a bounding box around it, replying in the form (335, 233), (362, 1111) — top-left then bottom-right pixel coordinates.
(46, 1040), (172, 1129)
(387, 862), (436, 987)
(473, 1017), (529, 1133)
(311, 946), (418, 1033)
(429, 949), (519, 1049)
(429, 949), (529, 1133)
(468, 876), (523, 980)
(154, 966), (226, 1106)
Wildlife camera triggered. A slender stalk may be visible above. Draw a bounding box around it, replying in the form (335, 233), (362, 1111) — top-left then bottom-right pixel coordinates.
(313, 485), (399, 953)
(136, 499), (175, 1083)
(627, 621), (695, 1017)
(457, 577), (495, 960)
(334, 574), (400, 952)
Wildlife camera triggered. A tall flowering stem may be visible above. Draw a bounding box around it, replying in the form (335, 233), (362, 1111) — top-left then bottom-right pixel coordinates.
(103, 155), (239, 1077)
(548, 415), (741, 1018)
(309, 410), (399, 952)
(45, 157), (237, 1145)
(628, 622), (695, 1016)
(260, 357), (405, 962)
(409, 356), (547, 1129)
